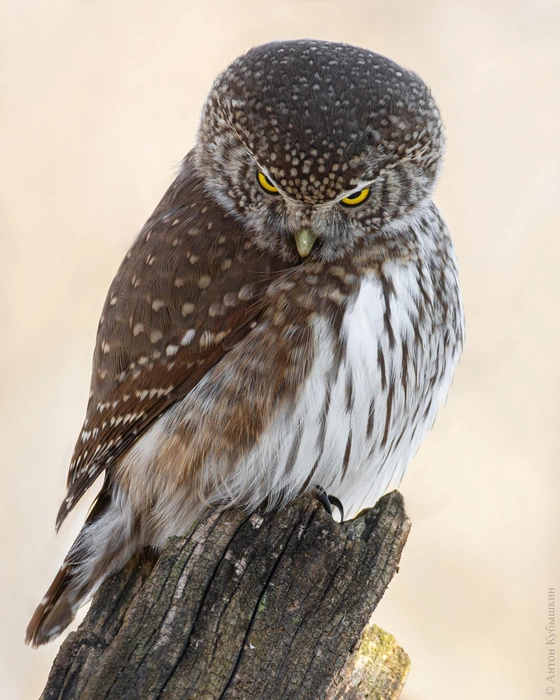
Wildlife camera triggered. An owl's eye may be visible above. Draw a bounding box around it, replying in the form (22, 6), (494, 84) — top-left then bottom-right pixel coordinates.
(340, 187), (370, 206)
(257, 170), (279, 194)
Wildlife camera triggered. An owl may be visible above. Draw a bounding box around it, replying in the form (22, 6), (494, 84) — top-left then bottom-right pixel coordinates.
(26, 39), (464, 647)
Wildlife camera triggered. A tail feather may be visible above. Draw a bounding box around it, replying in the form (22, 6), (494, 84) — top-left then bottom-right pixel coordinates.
(25, 563), (81, 647)
(26, 485), (136, 647)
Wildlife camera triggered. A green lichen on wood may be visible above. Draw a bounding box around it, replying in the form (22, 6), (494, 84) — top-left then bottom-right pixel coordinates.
(345, 624), (410, 699)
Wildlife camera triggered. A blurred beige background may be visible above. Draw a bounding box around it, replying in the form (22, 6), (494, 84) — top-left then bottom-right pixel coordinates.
(1, 0), (559, 698)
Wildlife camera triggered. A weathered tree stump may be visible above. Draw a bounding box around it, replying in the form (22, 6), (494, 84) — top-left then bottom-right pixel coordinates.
(40, 491), (411, 699)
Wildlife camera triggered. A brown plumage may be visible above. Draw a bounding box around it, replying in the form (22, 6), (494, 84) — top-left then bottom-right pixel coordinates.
(56, 157), (294, 528)
(27, 39), (464, 646)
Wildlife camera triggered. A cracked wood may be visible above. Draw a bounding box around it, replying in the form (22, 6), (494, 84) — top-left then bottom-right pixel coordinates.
(40, 491), (411, 700)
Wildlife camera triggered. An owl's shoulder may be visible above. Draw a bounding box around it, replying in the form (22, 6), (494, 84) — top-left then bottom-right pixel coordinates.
(59, 164), (292, 526)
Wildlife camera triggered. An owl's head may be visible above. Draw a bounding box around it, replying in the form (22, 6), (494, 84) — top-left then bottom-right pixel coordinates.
(195, 40), (445, 263)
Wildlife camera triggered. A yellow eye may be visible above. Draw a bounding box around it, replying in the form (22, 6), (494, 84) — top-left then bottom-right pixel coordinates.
(341, 187), (370, 206)
(257, 170), (279, 194)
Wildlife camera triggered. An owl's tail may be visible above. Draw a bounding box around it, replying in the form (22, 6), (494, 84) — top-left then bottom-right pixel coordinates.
(25, 559), (82, 647)
(25, 486), (138, 647)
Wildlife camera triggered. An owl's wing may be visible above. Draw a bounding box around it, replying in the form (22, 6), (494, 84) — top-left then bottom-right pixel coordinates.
(56, 154), (291, 529)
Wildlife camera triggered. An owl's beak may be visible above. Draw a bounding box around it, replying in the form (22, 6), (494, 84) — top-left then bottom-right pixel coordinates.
(294, 229), (317, 258)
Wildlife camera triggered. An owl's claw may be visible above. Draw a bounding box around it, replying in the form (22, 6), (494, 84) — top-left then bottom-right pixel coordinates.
(315, 486), (345, 522)
(327, 495), (344, 522)
(315, 486), (332, 515)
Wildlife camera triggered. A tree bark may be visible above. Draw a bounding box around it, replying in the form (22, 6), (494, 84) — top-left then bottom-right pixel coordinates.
(40, 491), (411, 700)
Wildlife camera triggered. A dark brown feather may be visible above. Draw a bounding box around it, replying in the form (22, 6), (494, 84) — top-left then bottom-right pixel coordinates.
(57, 152), (292, 528)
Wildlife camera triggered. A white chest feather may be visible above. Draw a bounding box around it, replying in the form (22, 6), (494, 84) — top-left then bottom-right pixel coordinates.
(221, 262), (461, 519)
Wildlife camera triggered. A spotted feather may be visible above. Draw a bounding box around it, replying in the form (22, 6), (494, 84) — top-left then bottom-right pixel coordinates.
(58, 152), (292, 528)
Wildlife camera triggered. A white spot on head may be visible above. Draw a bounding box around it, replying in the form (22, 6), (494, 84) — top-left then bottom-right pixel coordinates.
(182, 302), (195, 316)
(110, 296), (118, 306)
(101, 341), (110, 354)
(150, 330), (163, 343)
(152, 299), (165, 312)
(133, 323), (144, 336)
(166, 344), (179, 356)
(198, 275), (211, 289)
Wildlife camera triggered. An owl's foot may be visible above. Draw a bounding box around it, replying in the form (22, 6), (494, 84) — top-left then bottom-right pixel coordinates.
(315, 486), (344, 522)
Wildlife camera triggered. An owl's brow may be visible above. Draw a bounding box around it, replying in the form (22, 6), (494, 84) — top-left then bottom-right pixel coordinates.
(254, 162), (277, 181)
(256, 161), (364, 206)
(337, 181), (373, 198)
